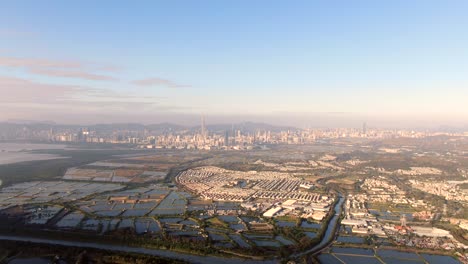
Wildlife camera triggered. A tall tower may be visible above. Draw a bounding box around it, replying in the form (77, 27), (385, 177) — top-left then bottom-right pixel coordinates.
(362, 122), (367, 135)
(400, 214), (407, 227)
(224, 130), (229, 146)
(201, 115), (206, 138)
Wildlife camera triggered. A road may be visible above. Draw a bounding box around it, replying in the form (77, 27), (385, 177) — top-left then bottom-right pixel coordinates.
(0, 235), (277, 264)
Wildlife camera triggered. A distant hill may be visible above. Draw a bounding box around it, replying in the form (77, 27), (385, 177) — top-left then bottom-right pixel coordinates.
(88, 123), (146, 132)
(5, 119), (57, 125)
(204, 122), (297, 133)
(0, 121), (297, 135)
(146, 123), (190, 133)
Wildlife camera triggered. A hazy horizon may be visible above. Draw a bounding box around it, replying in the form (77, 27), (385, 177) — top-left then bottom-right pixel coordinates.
(2, 112), (467, 130)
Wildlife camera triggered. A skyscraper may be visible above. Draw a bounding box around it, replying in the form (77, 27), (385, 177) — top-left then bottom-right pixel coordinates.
(362, 122), (367, 135)
(201, 115), (206, 139)
(224, 130), (229, 146)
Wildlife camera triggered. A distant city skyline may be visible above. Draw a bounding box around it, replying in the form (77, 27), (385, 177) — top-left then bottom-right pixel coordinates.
(2, 118), (463, 149)
(1, 1), (468, 127)
(2, 114), (467, 131)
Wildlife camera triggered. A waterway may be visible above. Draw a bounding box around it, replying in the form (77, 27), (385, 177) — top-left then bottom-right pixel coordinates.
(0, 143), (68, 165)
(292, 195), (345, 258)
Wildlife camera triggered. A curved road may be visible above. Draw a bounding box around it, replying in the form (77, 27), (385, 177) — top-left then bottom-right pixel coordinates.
(0, 235), (277, 264)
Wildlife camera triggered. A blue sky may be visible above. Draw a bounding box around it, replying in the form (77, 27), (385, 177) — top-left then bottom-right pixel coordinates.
(0, 1), (467, 126)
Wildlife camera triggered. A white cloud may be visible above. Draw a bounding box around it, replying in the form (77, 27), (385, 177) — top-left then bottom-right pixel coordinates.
(0, 56), (117, 81)
(132, 77), (190, 88)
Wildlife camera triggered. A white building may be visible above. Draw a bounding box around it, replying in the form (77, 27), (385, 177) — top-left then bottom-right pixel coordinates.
(263, 206), (283, 217)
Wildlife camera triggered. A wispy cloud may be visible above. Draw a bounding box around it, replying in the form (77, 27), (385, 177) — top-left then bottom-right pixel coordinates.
(29, 68), (117, 81)
(0, 76), (146, 104)
(0, 75), (189, 123)
(132, 77), (190, 88)
(0, 76), (84, 103)
(0, 56), (82, 69)
(0, 56), (116, 81)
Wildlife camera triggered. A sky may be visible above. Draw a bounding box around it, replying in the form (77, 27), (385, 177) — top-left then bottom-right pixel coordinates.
(0, 1), (467, 128)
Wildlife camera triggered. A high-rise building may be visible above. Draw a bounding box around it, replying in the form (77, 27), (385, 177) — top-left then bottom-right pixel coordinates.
(224, 130), (229, 146)
(400, 214), (407, 227)
(362, 122), (367, 135)
(201, 115), (206, 138)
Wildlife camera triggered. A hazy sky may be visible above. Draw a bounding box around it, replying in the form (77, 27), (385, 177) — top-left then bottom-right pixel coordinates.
(1, 1), (467, 127)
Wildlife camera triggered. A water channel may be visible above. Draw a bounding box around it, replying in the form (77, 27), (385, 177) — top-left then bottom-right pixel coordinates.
(292, 195), (345, 258)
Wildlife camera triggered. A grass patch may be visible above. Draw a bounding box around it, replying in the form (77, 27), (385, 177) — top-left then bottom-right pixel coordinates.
(207, 217), (228, 228)
(0, 249), (9, 262)
(367, 202), (393, 212)
(368, 202), (417, 213)
(275, 215), (298, 222)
